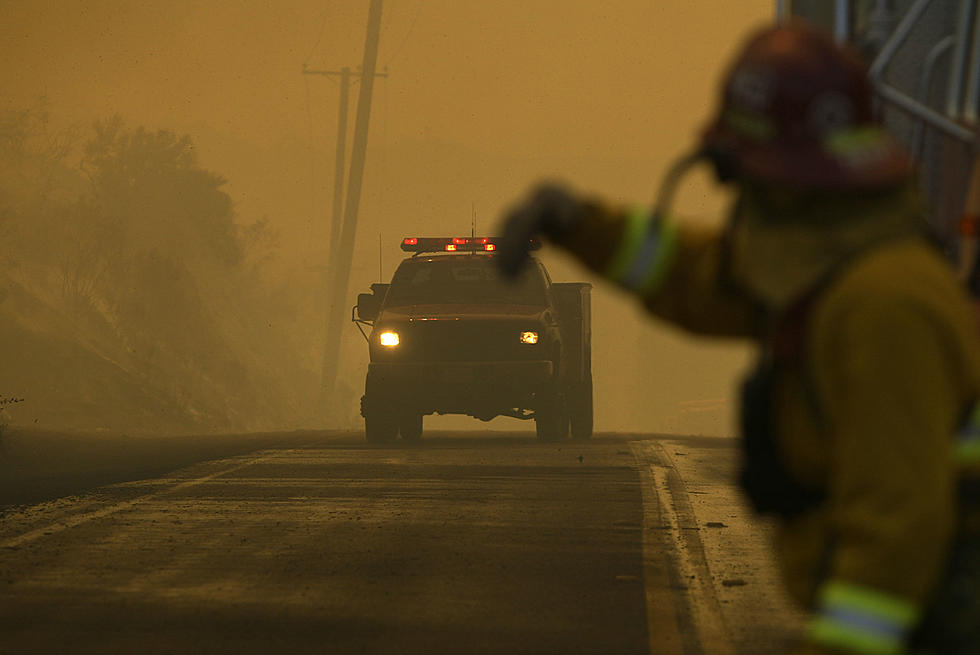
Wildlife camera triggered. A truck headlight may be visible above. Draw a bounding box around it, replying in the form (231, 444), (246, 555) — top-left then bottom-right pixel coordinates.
(379, 331), (400, 347)
(520, 331), (539, 345)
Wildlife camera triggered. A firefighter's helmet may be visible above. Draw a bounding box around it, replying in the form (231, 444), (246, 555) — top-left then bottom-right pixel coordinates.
(702, 20), (911, 189)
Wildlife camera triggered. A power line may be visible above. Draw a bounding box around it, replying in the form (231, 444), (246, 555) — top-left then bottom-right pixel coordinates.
(304, 3), (333, 66)
(384, 0), (423, 64)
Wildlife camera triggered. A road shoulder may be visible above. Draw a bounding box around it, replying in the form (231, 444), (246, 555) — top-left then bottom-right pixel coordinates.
(632, 435), (805, 655)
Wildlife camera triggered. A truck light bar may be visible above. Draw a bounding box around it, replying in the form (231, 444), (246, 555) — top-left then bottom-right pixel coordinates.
(400, 237), (541, 253)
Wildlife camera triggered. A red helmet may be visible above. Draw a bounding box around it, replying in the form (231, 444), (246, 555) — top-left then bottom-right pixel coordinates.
(702, 20), (912, 189)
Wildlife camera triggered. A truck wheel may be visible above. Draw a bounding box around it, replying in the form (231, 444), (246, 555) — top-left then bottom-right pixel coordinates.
(569, 377), (593, 440)
(535, 390), (569, 442)
(399, 412), (423, 441)
(365, 409), (398, 443)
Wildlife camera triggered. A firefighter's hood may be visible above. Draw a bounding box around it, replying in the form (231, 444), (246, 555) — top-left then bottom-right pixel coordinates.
(728, 181), (927, 308)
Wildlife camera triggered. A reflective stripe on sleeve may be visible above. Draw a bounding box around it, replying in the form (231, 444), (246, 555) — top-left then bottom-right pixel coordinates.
(604, 207), (649, 284)
(604, 207), (677, 295)
(809, 581), (918, 655)
(958, 439), (980, 467)
(634, 220), (678, 294)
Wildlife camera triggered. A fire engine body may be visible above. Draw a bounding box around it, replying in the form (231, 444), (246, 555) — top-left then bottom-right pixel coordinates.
(353, 237), (592, 443)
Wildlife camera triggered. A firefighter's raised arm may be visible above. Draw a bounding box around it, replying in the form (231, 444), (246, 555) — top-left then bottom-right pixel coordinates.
(499, 180), (759, 338)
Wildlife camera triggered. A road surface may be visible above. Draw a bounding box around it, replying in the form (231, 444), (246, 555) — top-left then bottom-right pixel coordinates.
(0, 430), (804, 654)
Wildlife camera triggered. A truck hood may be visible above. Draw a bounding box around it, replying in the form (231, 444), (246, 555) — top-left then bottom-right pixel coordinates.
(380, 303), (550, 322)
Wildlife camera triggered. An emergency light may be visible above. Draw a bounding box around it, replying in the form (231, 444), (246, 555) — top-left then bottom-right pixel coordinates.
(400, 237), (541, 253)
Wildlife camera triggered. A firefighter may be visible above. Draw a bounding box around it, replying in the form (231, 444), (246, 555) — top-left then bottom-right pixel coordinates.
(498, 20), (980, 655)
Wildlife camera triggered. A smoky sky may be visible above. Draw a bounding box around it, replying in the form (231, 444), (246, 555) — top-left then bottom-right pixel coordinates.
(1, 1), (771, 433)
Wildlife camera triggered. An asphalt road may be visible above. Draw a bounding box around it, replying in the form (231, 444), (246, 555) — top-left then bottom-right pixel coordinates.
(0, 430), (804, 655)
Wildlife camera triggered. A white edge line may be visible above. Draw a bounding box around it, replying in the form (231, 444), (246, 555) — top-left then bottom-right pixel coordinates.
(0, 452), (276, 550)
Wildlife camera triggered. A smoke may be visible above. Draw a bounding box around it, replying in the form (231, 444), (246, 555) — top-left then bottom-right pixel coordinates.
(0, 105), (318, 433)
(0, 1), (769, 435)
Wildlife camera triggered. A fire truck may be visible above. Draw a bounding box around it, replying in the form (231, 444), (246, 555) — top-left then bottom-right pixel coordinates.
(353, 236), (592, 443)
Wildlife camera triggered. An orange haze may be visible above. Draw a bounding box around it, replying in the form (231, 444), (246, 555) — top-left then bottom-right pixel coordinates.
(0, 1), (770, 434)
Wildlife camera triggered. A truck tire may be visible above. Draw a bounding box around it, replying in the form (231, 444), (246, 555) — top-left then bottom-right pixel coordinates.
(363, 372), (397, 443)
(569, 377), (593, 440)
(535, 389), (569, 442)
(364, 407), (398, 443)
(399, 412), (423, 441)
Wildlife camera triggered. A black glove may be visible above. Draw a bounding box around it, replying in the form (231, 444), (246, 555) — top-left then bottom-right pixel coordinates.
(702, 144), (739, 184)
(497, 183), (583, 277)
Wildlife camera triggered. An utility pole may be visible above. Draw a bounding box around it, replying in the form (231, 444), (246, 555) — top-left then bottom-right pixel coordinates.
(303, 64), (387, 263)
(302, 65), (353, 264)
(309, 0), (384, 417)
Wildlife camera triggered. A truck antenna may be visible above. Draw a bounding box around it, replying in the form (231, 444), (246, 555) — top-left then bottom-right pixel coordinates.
(378, 231), (383, 281)
(471, 203), (476, 239)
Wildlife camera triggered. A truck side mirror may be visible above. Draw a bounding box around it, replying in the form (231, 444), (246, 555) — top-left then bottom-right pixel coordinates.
(356, 293), (380, 322)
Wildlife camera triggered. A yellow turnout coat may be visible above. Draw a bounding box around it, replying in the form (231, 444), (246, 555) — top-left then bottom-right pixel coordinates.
(553, 182), (980, 654)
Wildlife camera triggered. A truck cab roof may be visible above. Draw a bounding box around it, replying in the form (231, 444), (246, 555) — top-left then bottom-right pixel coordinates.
(384, 253), (550, 308)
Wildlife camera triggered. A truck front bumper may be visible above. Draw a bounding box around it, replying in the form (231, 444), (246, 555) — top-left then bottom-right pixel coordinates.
(364, 360), (554, 417)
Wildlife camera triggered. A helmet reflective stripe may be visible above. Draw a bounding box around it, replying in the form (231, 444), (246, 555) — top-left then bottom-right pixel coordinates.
(824, 127), (894, 169)
(824, 126), (887, 155)
(809, 581), (918, 654)
(723, 108), (775, 141)
(604, 208), (678, 295)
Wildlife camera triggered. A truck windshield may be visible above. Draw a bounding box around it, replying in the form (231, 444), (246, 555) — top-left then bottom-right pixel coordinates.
(385, 256), (547, 306)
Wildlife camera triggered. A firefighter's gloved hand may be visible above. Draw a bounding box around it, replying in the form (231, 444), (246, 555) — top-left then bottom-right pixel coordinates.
(702, 145), (739, 184)
(497, 183), (583, 278)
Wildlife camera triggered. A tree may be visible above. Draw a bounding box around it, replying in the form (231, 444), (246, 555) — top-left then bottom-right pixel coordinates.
(82, 117), (241, 268)
(0, 101), (82, 274)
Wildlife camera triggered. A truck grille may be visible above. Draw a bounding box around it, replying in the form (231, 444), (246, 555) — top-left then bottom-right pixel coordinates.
(402, 320), (533, 361)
